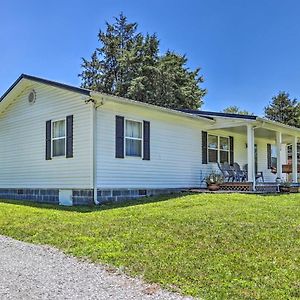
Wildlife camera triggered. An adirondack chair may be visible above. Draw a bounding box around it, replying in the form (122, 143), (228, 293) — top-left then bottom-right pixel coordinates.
(233, 162), (247, 182)
(243, 164), (264, 182)
(217, 162), (235, 182)
(223, 162), (237, 182)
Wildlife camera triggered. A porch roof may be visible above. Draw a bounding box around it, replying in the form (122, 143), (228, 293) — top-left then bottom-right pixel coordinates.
(182, 109), (300, 142)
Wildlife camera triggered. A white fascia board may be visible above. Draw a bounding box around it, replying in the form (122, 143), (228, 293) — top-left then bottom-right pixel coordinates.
(256, 117), (300, 137)
(90, 91), (215, 124)
(0, 79), (28, 114)
(207, 119), (256, 130)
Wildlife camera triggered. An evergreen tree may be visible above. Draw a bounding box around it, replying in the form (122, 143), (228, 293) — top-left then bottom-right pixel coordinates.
(79, 13), (206, 109)
(264, 92), (300, 128)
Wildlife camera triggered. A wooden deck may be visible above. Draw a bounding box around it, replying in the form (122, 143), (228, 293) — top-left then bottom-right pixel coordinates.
(189, 182), (281, 194)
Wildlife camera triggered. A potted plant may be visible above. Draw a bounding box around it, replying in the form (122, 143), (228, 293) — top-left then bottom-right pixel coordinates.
(205, 172), (224, 191)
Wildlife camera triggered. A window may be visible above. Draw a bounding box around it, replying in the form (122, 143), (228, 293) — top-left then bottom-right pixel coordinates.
(208, 134), (229, 163)
(287, 144), (300, 164)
(271, 145), (277, 169)
(125, 120), (142, 157)
(52, 119), (66, 157)
(220, 137), (229, 163)
(208, 135), (218, 163)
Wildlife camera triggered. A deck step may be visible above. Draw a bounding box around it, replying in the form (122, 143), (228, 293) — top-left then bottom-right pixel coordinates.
(255, 183), (279, 193)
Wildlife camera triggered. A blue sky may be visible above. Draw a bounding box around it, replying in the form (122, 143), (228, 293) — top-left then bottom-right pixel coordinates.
(1, 0), (300, 115)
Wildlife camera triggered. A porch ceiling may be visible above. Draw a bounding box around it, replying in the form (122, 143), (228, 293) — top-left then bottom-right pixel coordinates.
(207, 114), (300, 144)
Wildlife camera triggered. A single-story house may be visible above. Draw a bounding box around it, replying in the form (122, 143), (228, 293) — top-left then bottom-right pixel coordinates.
(0, 74), (299, 205)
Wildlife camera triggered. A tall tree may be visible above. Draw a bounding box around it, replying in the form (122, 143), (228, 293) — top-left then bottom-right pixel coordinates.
(264, 92), (300, 128)
(223, 106), (253, 115)
(79, 13), (206, 109)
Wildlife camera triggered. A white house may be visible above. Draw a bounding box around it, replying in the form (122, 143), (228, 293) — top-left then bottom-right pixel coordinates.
(0, 74), (299, 205)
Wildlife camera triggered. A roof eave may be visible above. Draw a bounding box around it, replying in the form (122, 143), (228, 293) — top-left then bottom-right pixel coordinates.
(90, 91), (215, 124)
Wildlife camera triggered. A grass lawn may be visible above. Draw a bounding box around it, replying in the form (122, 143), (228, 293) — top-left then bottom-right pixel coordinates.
(0, 193), (299, 299)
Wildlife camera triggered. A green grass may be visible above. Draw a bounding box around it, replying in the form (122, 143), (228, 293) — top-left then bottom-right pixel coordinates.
(0, 194), (299, 299)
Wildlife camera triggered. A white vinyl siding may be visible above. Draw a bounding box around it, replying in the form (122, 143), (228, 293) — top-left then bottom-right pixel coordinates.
(96, 101), (208, 189)
(0, 83), (92, 189)
(96, 101), (288, 189)
(0, 82), (289, 192)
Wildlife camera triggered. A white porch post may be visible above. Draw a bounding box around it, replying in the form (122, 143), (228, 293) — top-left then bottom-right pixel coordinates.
(292, 136), (298, 183)
(276, 132), (282, 180)
(247, 124), (255, 187)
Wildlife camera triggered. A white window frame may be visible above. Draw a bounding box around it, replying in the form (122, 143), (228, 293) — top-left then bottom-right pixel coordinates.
(208, 134), (230, 163)
(124, 119), (143, 158)
(52, 118), (66, 158)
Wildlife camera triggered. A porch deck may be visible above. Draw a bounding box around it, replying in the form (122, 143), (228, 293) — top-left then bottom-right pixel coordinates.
(220, 182), (280, 193)
(189, 182), (300, 194)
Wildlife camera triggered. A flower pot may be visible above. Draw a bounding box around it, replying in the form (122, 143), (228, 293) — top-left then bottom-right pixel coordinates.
(208, 184), (220, 191)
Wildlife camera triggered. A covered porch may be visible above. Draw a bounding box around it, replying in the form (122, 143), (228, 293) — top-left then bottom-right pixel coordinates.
(204, 116), (300, 192)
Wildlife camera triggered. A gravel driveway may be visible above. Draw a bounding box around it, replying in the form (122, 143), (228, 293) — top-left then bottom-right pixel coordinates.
(0, 235), (193, 300)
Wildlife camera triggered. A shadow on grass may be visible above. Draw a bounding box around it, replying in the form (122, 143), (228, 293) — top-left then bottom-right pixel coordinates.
(0, 192), (191, 213)
(256, 192), (297, 197)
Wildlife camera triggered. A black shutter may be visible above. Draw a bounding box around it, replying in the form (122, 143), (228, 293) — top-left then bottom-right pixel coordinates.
(66, 115), (73, 158)
(267, 143), (272, 169)
(202, 131), (208, 164)
(229, 136), (234, 166)
(115, 116), (124, 158)
(46, 120), (52, 160)
(143, 121), (150, 160)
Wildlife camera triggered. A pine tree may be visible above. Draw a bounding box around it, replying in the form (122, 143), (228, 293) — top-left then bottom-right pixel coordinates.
(264, 92), (300, 128)
(79, 13), (206, 109)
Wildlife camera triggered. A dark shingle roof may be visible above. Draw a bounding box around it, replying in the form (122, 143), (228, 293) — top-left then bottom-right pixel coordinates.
(179, 109), (258, 120)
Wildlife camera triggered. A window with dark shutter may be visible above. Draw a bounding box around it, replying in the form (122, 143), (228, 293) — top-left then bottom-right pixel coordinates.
(52, 120), (66, 157)
(206, 134), (231, 164)
(267, 143), (272, 169)
(115, 116), (125, 158)
(202, 131), (208, 164)
(229, 136), (234, 165)
(143, 121), (150, 160)
(66, 115), (73, 158)
(46, 120), (52, 160)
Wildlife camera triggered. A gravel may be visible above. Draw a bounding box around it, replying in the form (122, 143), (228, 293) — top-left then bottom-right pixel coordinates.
(0, 235), (193, 300)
